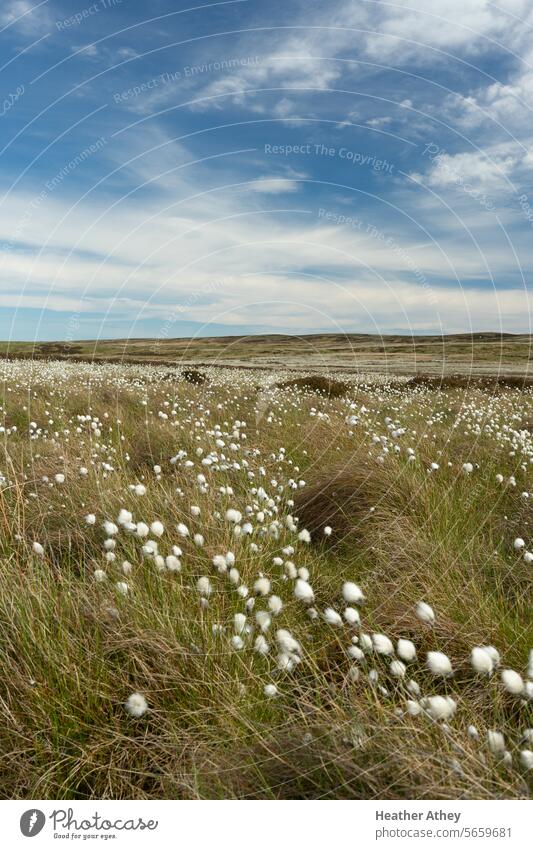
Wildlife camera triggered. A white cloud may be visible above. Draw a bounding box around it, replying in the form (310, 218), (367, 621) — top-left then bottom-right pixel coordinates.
(247, 178), (300, 194)
(0, 0), (52, 35)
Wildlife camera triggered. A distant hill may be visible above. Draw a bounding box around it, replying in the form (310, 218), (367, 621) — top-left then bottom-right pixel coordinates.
(0, 332), (532, 376)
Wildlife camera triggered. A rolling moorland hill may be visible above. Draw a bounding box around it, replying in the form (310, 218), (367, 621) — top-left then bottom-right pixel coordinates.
(1, 332), (532, 376)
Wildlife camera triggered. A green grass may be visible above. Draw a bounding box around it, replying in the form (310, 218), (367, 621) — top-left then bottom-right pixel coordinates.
(0, 361), (531, 799)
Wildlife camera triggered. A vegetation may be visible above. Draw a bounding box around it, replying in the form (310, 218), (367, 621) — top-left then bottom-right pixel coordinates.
(0, 358), (531, 799)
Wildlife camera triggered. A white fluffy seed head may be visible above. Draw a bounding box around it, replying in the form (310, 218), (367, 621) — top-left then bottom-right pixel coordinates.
(276, 629), (300, 654)
(268, 595), (283, 615)
(255, 610), (271, 632)
(501, 668), (524, 694)
(426, 651), (453, 676)
(197, 576), (211, 597)
(254, 577), (271, 596)
(487, 730), (505, 754)
(212, 554), (227, 573)
(520, 750), (533, 770)
(372, 633), (394, 655)
(294, 578), (314, 603)
(342, 582), (364, 604)
(234, 613), (246, 634)
(150, 520), (164, 537)
(471, 646), (494, 675)
(323, 607), (343, 626)
(343, 607), (360, 626)
(415, 601), (435, 624)
(254, 635), (270, 655)
(389, 660), (406, 678)
(125, 692), (148, 718)
(397, 639), (417, 662)
(422, 695), (456, 720)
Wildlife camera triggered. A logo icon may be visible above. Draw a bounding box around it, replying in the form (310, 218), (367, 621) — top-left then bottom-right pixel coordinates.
(20, 810), (46, 837)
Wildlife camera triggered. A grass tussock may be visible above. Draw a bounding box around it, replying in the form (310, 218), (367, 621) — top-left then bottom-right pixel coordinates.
(275, 375), (350, 397)
(182, 369), (208, 385)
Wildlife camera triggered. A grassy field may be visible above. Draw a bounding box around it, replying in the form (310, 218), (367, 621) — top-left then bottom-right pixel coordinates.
(0, 358), (532, 799)
(1, 332), (533, 376)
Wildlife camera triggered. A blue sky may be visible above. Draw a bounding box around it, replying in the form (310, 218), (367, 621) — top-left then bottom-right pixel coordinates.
(1, 0), (532, 341)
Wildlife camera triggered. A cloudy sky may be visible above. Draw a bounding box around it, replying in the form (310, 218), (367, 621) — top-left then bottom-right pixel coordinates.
(1, 0), (533, 340)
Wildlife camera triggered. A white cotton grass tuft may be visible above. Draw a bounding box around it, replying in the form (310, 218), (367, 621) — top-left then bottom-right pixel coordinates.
(118, 508), (132, 525)
(254, 577), (271, 596)
(225, 508), (242, 524)
(421, 696), (456, 721)
(234, 613), (247, 634)
(359, 633), (373, 653)
(426, 651), (453, 677)
(254, 635), (270, 655)
(32, 541), (44, 556)
(347, 645), (364, 661)
(197, 576), (212, 597)
(212, 554), (227, 573)
(389, 660), (406, 678)
(276, 629), (300, 655)
(268, 595), (283, 615)
(165, 555), (181, 572)
(372, 633), (394, 655)
(125, 692), (148, 718)
(294, 578), (314, 603)
(255, 610), (271, 632)
(487, 730), (506, 755)
(397, 639), (416, 662)
(344, 607), (360, 626)
(483, 645), (501, 667)
(415, 601), (435, 624)
(520, 750), (533, 770)
(150, 520), (164, 537)
(471, 646), (494, 675)
(298, 528), (311, 543)
(323, 607), (343, 626)
(342, 582), (364, 604)
(501, 668), (524, 695)
(85, 513), (96, 525)
(264, 683), (278, 697)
